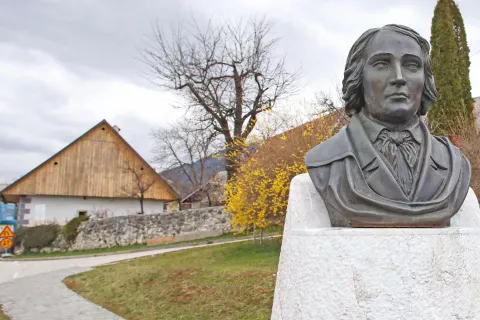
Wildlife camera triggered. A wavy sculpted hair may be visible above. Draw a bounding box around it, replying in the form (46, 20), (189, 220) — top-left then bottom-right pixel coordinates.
(342, 24), (437, 117)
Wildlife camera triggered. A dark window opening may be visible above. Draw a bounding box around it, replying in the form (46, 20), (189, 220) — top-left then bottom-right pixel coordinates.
(101, 127), (105, 130)
(78, 211), (87, 217)
(140, 167), (144, 171)
(180, 203), (192, 210)
(54, 161), (58, 165)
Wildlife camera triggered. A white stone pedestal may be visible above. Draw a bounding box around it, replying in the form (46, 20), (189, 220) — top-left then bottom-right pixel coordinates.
(271, 174), (480, 320)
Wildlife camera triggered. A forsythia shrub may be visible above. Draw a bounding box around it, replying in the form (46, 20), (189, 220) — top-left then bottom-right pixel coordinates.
(225, 113), (344, 232)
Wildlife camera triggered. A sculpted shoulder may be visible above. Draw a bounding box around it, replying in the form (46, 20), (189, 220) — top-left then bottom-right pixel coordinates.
(432, 134), (471, 171)
(305, 127), (353, 168)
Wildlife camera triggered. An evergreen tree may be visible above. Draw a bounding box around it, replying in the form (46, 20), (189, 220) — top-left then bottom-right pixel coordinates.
(450, 0), (474, 116)
(429, 0), (465, 135)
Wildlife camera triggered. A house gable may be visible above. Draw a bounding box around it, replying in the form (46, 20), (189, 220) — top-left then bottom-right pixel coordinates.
(1, 120), (177, 203)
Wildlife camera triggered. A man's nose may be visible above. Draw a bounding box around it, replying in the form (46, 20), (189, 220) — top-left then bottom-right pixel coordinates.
(389, 62), (406, 86)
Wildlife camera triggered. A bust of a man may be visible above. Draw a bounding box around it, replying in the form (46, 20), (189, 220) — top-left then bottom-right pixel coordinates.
(305, 24), (471, 227)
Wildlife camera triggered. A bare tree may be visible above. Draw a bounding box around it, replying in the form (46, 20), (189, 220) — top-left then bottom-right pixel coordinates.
(250, 107), (299, 142)
(143, 16), (300, 179)
(151, 118), (221, 204)
(122, 161), (156, 215)
(249, 87), (347, 145)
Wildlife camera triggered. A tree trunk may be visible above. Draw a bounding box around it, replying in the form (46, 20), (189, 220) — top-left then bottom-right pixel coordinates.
(253, 224), (256, 244)
(206, 191), (212, 207)
(224, 140), (246, 181)
(140, 195), (145, 214)
(225, 154), (240, 182)
(260, 228), (264, 245)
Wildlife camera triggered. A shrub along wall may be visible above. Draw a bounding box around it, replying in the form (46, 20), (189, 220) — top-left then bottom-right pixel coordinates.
(15, 224), (61, 252)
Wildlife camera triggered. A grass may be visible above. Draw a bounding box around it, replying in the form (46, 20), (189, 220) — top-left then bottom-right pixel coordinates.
(65, 239), (281, 320)
(13, 232), (250, 259)
(0, 305), (10, 320)
(14, 226), (280, 259)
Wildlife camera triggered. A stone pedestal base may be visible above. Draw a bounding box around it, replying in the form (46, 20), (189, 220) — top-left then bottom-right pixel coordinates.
(271, 174), (480, 320)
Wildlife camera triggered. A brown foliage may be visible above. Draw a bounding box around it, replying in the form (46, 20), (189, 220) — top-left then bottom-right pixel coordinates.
(453, 119), (480, 198)
(249, 112), (344, 174)
(428, 111), (480, 199)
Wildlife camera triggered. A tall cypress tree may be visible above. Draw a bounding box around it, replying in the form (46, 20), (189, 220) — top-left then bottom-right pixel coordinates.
(429, 0), (465, 135)
(450, 0), (473, 117)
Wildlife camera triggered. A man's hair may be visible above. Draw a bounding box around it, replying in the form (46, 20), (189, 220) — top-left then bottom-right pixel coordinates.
(342, 24), (437, 117)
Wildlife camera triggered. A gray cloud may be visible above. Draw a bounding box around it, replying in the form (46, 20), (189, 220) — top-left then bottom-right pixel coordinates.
(0, 0), (189, 85)
(0, 0), (479, 183)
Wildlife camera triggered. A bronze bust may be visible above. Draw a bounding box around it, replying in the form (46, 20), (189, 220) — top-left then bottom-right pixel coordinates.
(305, 24), (471, 227)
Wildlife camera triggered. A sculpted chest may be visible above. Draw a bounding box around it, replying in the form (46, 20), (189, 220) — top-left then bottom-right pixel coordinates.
(305, 115), (470, 227)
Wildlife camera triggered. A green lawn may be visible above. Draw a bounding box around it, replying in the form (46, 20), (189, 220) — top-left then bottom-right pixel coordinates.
(0, 305), (10, 320)
(65, 240), (281, 320)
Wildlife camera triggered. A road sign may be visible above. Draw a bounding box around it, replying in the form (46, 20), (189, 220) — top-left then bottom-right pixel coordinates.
(0, 238), (13, 249)
(0, 226), (14, 238)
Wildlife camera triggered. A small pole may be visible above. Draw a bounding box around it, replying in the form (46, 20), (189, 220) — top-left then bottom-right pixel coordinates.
(253, 224), (256, 243)
(260, 228), (264, 245)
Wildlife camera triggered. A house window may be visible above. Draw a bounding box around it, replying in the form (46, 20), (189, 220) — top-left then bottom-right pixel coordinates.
(78, 211), (87, 217)
(163, 203), (168, 212)
(180, 203), (192, 210)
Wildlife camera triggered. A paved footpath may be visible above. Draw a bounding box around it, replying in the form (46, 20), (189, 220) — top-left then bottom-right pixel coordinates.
(0, 238), (254, 320)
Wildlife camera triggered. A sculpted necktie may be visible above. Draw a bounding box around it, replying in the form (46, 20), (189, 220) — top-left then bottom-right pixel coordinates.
(374, 129), (420, 195)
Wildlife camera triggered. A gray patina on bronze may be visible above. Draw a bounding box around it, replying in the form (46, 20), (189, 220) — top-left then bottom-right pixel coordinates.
(305, 24), (471, 227)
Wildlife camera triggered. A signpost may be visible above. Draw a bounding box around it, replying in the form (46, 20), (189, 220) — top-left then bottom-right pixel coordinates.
(0, 224), (15, 258)
(0, 203), (17, 258)
(0, 238), (13, 249)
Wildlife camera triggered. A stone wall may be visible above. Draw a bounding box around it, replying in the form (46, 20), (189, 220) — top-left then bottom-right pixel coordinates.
(16, 206), (230, 253)
(71, 206), (230, 250)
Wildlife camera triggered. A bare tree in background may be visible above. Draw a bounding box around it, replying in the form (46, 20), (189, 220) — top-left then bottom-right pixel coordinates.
(311, 83), (350, 133)
(151, 119), (221, 204)
(250, 107), (300, 142)
(250, 86), (347, 145)
(122, 161), (156, 215)
(143, 16), (300, 180)
(312, 83), (348, 120)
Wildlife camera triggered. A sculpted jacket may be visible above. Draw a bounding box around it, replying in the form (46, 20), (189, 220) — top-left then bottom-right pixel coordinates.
(305, 113), (471, 227)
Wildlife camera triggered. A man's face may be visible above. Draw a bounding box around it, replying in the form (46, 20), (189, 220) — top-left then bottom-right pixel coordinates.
(362, 30), (425, 126)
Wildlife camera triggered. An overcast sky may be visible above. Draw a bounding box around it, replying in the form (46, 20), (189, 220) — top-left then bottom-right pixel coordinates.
(0, 0), (479, 183)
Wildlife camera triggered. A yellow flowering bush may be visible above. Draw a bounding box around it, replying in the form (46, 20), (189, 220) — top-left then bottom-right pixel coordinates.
(225, 113), (343, 232)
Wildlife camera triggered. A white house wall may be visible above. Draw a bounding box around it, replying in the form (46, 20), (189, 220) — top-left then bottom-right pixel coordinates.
(18, 195), (164, 226)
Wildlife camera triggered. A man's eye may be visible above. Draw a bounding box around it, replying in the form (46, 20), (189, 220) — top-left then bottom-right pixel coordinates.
(373, 61), (388, 68)
(405, 63), (419, 71)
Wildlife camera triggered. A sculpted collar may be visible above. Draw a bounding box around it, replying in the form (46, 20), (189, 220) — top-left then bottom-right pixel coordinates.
(357, 111), (423, 144)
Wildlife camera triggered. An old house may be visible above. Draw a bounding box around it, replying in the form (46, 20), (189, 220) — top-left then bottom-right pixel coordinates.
(180, 171), (227, 210)
(0, 120), (177, 226)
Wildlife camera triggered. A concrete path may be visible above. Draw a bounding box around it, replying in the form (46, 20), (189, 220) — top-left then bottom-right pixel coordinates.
(0, 238), (255, 320)
(0, 267), (123, 320)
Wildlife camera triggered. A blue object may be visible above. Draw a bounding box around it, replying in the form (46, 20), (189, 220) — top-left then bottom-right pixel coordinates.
(0, 203), (16, 222)
(0, 204), (17, 232)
